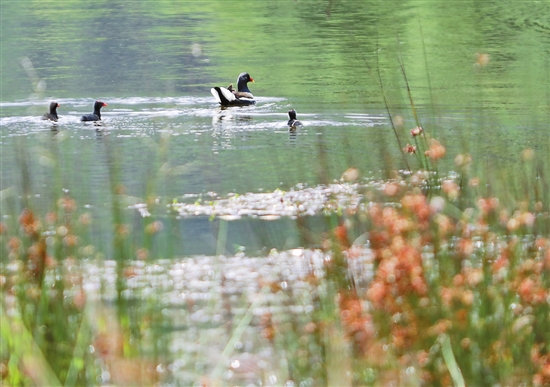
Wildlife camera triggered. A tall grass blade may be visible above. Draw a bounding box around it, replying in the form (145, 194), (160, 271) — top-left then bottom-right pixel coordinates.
(347, 32), (411, 172)
(418, 15), (437, 132)
(64, 307), (92, 387)
(1, 309), (62, 387)
(440, 334), (465, 387)
(216, 219), (228, 256)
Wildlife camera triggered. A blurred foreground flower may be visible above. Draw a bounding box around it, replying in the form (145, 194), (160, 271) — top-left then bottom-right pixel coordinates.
(410, 126), (423, 137)
(341, 167), (360, 182)
(425, 139), (446, 160)
(404, 144), (416, 154)
(474, 52), (490, 69)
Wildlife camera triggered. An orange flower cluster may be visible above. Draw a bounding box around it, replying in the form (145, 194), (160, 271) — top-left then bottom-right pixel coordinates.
(351, 178), (550, 384)
(532, 345), (550, 387)
(425, 139), (446, 160)
(513, 259), (548, 306)
(6, 198), (93, 312)
(338, 291), (374, 357)
(366, 193), (431, 355)
(367, 239), (428, 312)
(58, 194), (77, 214)
(18, 209), (48, 282)
(19, 208), (42, 237)
(259, 312), (276, 343)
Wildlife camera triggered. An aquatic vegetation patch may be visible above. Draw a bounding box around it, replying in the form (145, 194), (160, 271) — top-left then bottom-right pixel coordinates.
(170, 183), (367, 220)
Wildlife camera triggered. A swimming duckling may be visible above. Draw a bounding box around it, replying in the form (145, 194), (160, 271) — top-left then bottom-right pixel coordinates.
(81, 100), (108, 122)
(287, 109), (302, 132)
(42, 101), (60, 122)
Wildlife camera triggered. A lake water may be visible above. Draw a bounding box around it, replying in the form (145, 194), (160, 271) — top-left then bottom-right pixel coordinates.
(2, 2), (550, 386)
(1, 0), (550, 255)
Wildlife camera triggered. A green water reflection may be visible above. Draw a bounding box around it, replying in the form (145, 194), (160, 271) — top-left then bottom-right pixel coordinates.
(3, 1), (548, 107)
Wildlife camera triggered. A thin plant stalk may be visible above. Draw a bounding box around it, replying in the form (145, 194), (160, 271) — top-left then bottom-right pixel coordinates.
(418, 15), (437, 135)
(348, 32), (411, 172)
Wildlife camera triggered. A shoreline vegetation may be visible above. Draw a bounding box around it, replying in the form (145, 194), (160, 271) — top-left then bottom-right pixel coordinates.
(3, 130), (550, 386)
(3, 55), (550, 386)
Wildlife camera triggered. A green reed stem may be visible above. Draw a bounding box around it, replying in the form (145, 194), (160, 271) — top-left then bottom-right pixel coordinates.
(347, 32), (411, 172)
(216, 219), (228, 256)
(441, 334), (465, 387)
(418, 15), (437, 135)
(396, 51), (432, 174)
(64, 308), (91, 387)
